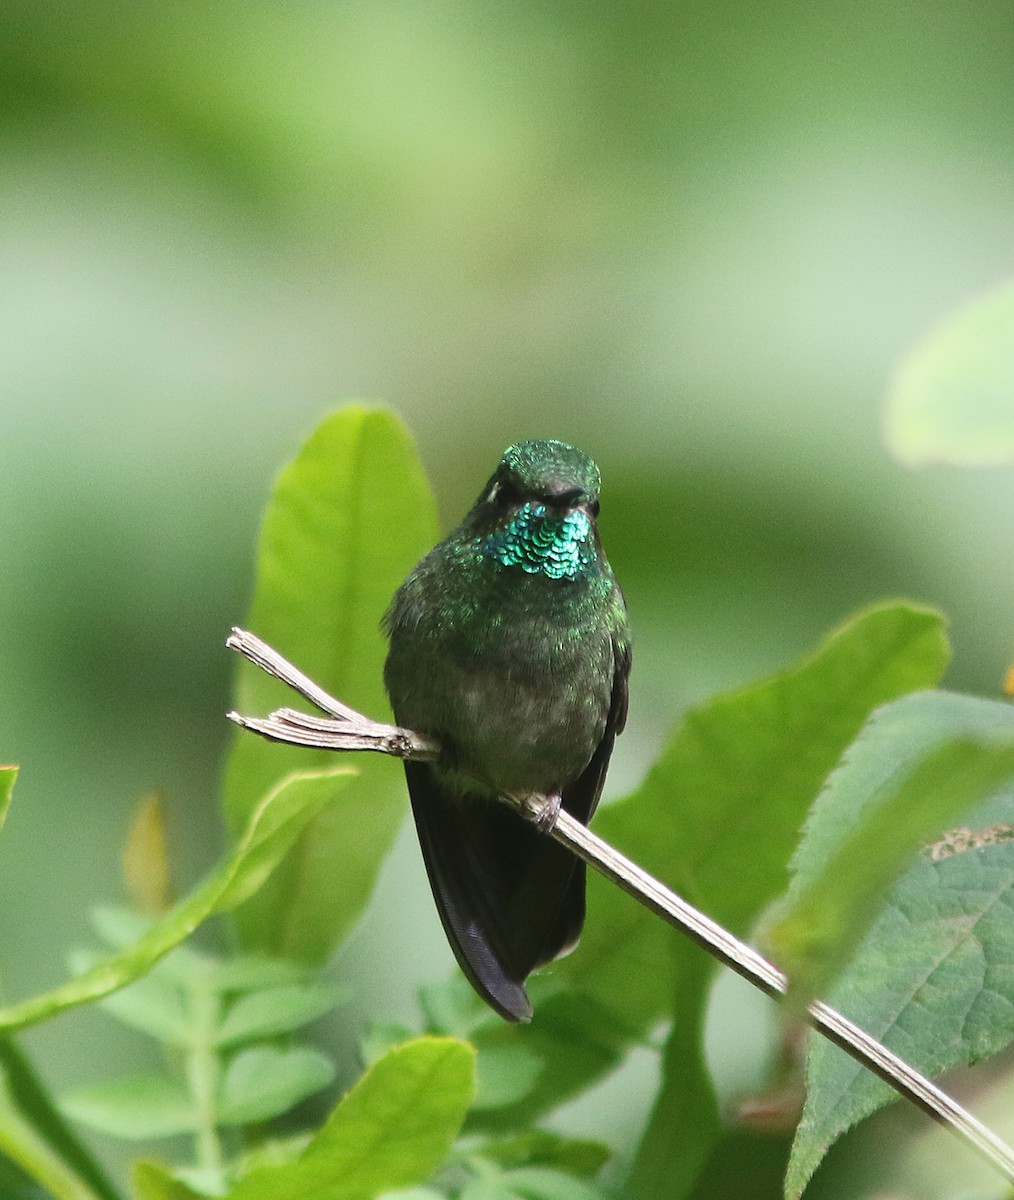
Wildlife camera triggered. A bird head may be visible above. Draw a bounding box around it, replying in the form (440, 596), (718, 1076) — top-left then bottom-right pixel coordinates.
(465, 441), (604, 580)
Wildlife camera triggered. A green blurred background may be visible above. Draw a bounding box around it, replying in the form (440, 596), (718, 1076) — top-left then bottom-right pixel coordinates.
(3, 0), (1013, 1192)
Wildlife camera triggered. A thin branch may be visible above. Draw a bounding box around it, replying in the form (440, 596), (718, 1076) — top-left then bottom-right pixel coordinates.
(226, 627), (1014, 1185)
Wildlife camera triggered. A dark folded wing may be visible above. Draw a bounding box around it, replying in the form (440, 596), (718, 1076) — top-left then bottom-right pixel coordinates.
(406, 761), (569, 1021)
(406, 632), (632, 1022)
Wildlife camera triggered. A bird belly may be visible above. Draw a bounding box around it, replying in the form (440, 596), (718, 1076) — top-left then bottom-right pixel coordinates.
(420, 629), (612, 797)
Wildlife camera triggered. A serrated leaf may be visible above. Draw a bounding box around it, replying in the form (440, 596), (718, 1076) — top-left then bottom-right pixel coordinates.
(786, 838), (1014, 1198)
(227, 1038), (475, 1200)
(215, 983), (344, 1046)
(764, 690), (1014, 1006)
(0, 765), (18, 836)
(0, 768), (351, 1034)
(216, 1046), (335, 1125)
(61, 1075), (195, 1140)
(885, 276), (1014, 466)
(222, 405), (439, 963)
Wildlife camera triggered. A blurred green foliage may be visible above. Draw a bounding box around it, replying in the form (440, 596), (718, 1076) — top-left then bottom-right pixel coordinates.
(3, 3), (1014, 1196)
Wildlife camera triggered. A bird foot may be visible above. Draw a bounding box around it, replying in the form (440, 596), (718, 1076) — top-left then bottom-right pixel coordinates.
(532, 791), (562, 834)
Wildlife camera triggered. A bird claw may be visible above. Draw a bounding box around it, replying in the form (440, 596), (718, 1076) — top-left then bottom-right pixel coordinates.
(532, 792), (562, 834)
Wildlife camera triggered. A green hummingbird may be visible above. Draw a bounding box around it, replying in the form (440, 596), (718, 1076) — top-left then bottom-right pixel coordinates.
(383, 439), (631, 1022)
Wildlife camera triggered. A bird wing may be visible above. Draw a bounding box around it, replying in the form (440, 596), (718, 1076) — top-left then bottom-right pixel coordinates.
(545, 629), (631, 960)
(405, 630), (631, 1022)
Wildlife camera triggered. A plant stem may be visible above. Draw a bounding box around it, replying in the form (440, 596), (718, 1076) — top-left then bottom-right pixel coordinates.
(185, 978), (224, 1180)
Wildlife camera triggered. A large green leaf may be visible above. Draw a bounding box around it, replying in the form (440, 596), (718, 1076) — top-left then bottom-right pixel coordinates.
(765, 691), (1014, 1007)
(222, 405), (438, 961)
(786, 837), (1014, 1198)
(782, 697), (1014, 1197)
(884, 276), (1014, 466)
(0, 768), (352, 1034)
(227, 1038), (475, 1200)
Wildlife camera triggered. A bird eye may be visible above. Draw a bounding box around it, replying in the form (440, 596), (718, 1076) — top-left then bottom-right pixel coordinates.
(589, 499), (600, 517)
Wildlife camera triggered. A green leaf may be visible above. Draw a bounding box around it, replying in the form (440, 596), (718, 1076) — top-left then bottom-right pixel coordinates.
(475, 1131), (610, 1177)
(60, 1074), (195, 1140)
(885, 277), (1014, 466)
(786, 838), (1014, 1198)
(88, 905), (157, 950)
(69, 927), (198, 1046)
(361, 1022), (417, 1066)
(216, 1045), (336, 1125)
(764, 690), (1014, 1006)
(624, 953), (718, 1200)
(0, 767), (352, 1034)
(215, 982), (345, 1046)
(499, 1166), (608, 1200)
(469, 991), (631, 1132)
(93, 971), (191, 1046)
(227, 1038), (476, 1200)
(222, 405), (439, 963)
(418, 977), (488, 1036)
(459, 1178), (516, 1200)
(132, 1161), (206, 1200)
(375, 1191), (444, 1200)
(193, 954), (318, 994)
(472, 1045), (543, 1112)
(779, 692), (1014, 1195)
(0, 765), (17, 836)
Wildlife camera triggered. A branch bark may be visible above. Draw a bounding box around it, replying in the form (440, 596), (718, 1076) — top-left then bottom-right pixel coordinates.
(226, 626), (1014, 1185)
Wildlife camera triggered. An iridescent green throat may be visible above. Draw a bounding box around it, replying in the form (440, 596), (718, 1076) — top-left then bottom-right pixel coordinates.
(481, 503), (595, 580)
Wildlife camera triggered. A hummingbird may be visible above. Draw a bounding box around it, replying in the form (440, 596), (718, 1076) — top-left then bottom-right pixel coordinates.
(383, 439), (630, 1022)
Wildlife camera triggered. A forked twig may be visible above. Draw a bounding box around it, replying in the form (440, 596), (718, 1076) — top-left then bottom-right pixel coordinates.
(226, 626), (1014, 1185)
